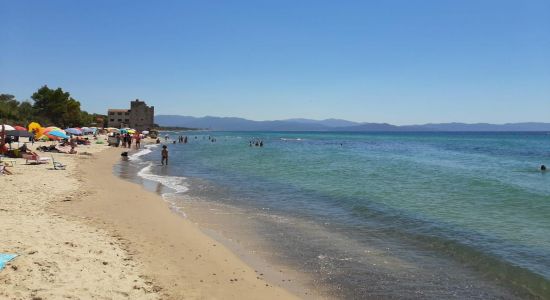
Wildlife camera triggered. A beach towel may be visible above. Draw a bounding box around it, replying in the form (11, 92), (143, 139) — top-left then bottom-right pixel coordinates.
(0, 253), (17, 270)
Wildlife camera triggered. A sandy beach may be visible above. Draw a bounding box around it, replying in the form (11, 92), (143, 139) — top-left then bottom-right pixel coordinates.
(0, 138), (299, 299)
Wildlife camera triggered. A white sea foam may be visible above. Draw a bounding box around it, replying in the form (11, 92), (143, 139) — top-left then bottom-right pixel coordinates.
(129, 144), (160, 161)
(136, 162), (189, 194)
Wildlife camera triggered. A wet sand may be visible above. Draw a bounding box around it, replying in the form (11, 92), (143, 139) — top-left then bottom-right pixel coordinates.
(56, 146), (300, 299)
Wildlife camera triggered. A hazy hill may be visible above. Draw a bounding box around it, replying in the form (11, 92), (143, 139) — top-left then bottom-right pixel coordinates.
(155, 115), (550, 132)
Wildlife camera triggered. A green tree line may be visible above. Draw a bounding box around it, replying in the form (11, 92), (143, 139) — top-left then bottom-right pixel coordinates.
(0, 85), (106, 128)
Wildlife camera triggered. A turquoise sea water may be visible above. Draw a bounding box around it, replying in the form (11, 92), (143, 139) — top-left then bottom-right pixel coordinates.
(125, 131), (550, 299)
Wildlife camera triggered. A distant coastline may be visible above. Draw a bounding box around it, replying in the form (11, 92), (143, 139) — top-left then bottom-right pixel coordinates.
(156, 115), (550, 132)
(154, 126), (202, 131)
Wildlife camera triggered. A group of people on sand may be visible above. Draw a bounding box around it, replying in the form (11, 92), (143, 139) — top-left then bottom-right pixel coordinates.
(119, 133), (141, 149)
(0, 130), (92, 176)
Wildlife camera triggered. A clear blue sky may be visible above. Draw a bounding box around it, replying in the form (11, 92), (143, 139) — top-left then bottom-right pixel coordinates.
(1, 0), (549, 125)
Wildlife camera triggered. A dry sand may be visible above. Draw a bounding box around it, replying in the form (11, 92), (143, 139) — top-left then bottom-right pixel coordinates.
(0, 137), (299, 299)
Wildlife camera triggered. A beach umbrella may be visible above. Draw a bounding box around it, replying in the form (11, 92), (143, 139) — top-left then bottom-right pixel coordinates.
(142, 130), (149, 135)
(46, 127), (66, 135)
(5, 130), (32, 138)
(34, 127), (45, 139)
(81, 127), (94, 134)
(28, 122), (41, 132)
(47, 130), (69, 140)
(65, 128), (83, 135)
(14, 125), (26, 131)
(127, 129), (136, 134)
(40, 127), (56, 139)
(1, 125), (15, 131)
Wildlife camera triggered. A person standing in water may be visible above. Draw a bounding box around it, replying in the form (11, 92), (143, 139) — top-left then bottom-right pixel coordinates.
(135, 134), (141, 149)
(161, 145), (169, 165)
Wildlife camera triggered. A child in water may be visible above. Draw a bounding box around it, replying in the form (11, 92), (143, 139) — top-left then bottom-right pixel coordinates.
(161, 145), (168, 165)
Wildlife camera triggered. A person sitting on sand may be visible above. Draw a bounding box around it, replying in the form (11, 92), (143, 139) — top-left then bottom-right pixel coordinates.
(69, 137), (78, 154)
(19, 143), (29, 153)
(161, 145), (169, 165)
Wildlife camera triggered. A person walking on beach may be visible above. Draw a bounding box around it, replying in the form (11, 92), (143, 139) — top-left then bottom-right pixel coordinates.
(127, 134), (132, 148)
(135, 134), (141, 149)
(161, 145), (169, 165)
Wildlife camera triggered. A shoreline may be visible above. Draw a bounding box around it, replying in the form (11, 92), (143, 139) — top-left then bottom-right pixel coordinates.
(56, 145), (301, 299)
(2, 133), (546, 299)
(121, 132), (544, 299)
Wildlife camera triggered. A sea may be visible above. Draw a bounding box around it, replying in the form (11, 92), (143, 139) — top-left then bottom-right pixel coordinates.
(115, 131), (550, 299)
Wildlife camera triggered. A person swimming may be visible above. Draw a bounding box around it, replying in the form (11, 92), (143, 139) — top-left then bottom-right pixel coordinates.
(541, 165), (547, 171)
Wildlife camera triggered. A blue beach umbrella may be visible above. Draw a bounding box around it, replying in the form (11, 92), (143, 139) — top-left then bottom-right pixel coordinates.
(81, 127), (94, 134)
(49, 130), (69, 139)
(65, 128), (82, 135)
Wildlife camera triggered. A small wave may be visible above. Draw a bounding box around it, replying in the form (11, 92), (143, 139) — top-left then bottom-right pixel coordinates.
(129, 144), (160, 161)
(137, 162), (189, 194)
(280, 138), (303, 141)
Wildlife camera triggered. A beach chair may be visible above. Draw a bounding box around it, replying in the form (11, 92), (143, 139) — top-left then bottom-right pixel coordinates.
(51, 155), (66, 170)
(22, 152), (50, 165)
(0, 155), (16, 167)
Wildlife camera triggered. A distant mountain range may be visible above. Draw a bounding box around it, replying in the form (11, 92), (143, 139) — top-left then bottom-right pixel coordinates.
(155, 115), (550, 132)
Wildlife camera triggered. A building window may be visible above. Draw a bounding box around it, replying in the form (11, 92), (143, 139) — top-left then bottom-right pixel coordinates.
(117, 112), (122, 115)
(109, 112), (114, 115)
(118, 119), (122, 122)
(124, 119), (129, 122)
(125, 112), (129, 115)
(110, 119), (114, 122)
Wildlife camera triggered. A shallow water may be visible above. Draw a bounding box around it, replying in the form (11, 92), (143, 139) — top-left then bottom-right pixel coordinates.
(117, 132), (550, 299)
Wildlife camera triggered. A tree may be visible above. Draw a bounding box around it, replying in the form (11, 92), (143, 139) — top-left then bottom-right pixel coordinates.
(18, 101), (34, 123)
(0, 94), (20, 122)
(2, 86), (103, 127)
(64, 98), (83, 127)
(31, 85), (88, 127)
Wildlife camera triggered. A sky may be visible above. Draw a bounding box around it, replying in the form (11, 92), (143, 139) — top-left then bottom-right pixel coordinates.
(1, 0), (549, 125)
